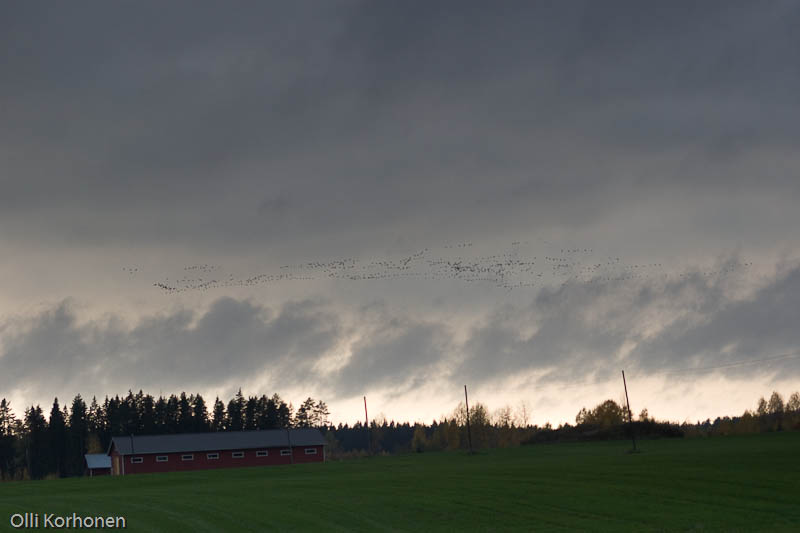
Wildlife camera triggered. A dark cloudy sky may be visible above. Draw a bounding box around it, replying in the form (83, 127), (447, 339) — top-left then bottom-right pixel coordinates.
(2, 1), (800, 425)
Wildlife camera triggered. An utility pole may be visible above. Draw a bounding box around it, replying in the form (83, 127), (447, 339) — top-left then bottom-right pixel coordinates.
(464, 385), (473, 454)
(364, 396), (370, 455)
(621, 370), (637, 452)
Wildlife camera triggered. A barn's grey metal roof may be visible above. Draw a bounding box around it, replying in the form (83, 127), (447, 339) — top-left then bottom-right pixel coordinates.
(85, 453), (112, 469)
(108, 428), (326, 455)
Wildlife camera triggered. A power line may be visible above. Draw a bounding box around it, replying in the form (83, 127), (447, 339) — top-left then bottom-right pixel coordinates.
(648, 350), (800, 376)
(527, 350), (800, 391)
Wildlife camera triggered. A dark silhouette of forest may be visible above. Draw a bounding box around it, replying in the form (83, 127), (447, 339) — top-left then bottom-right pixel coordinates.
(1, 389), (798, 481)
(0, 390), (325, 480)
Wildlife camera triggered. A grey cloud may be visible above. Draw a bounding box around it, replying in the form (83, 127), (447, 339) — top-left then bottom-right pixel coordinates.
(2, 2), (800, 419)
(631, 264), (800, 375)
(2, 1), (799, 251)
(456, 259), (800, 386)
(3, 261), (800, 409)
(329, 317), (452, 397)
(457, 284), (627, 385)
(0, 297), (342, 398)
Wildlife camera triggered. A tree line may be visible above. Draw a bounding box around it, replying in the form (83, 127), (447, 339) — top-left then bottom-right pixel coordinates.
(327, 401), (537, 457)
(521, 389), (800, 444)
(326, 389), (800, 454)
(0, 391), (329, 481)
(3, 388), (798, 480)
(568, 389), (800, 436)
(682, 390), (800, 437)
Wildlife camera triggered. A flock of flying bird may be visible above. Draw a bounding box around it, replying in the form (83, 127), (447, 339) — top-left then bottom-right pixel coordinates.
(134, 241), (754, 296)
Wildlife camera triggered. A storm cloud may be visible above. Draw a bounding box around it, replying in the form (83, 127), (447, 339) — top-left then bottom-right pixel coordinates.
(2, 1), (799, 422)
(0, 297), (343, 398)
(4, 260), (799, 409)
(3, 1), (799, 252)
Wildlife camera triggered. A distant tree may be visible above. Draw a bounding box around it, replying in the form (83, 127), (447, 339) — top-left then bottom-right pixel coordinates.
(0, 399), (14, 436)
(48, 398), (67, 477)
(133, 390), (145, 431)
(192, 394), (209, 432)
(114, 394), (131, 435)
(737, 410), (759, 434)
(451, 401), (490, 448)
(443, 418), (462, 450)
(575, 400), (625, 427)
(24, 405), (48, 479)
(0, 399), (17, 479)
(140, 394), (156, 435)
(452, 402), (468, 426)
(87, 396), (103, 437)
(494, 405), (516, 447)
(369, 414), (389, 453)
(514, 400), (531, 428)
(324, 430), (341, 457)
(494, 406), (513, 428)
(314, 400), (330, 428)
(787, 392), (800, 413)
(767, 391), (784, 415)
(295, 398), (316, 428)
(244, 396), (258, 431)
(121, 390), (140, 434)
(165, 395), (180, 433)
(66, 395), (88, 477)
(411, 425), (428, 453)
(638, 408), (650, 422)
(153, 396), (167, 433)
(211, 397), (226, 431)
(177, 393), (193, 433)
(279, 400), (293, 429)
(102, 396), (119, 444)
(264, 395), (282, 428)
(468, 403), (491, 449)
(227, 389), (245, 431)
(756, 397), (768, 417)
(253, 395), (269, 429)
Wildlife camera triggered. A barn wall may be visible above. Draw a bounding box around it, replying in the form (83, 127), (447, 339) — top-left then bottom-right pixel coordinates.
(111, 445), (323, 475)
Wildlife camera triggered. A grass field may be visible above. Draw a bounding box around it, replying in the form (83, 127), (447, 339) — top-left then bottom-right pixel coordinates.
(2, 432), (799, 532)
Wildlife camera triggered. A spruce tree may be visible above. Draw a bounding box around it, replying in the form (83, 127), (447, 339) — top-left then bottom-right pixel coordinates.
(226, 389), (245, 431)
(211, 397), (226, 431)
(140, 394), (156, 434)
(0, 399), (17, 479)
(66, 395), (88, 476)
(244, 396), (258, 430)
(48, 399), (67, 477)
(24, 406), (48, 479)
(178, 393), (193, 432)
(192, 394), (210, 432)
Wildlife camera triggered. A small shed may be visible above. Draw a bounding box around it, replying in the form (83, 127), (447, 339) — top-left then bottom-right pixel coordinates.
(85, 453), (112, 477)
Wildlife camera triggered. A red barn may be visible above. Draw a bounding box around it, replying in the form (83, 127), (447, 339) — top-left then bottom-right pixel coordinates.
(107, 428), (325, 475)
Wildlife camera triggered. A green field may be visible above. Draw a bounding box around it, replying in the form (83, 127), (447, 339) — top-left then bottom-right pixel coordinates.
(2, 432), (799, 532)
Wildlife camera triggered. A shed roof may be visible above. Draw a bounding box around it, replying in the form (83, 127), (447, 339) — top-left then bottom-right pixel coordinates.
(85, 453), (112, 469)
(108, 428), (326, 455)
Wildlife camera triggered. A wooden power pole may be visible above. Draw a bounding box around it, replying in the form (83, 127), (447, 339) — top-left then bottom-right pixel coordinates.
(364, 396), (370, 454)
(621, 370), (637, 452)
(464, 385), (473, 454)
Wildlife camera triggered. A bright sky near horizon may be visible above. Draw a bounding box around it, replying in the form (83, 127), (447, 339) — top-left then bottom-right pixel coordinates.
(2, 1), (800, 427)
